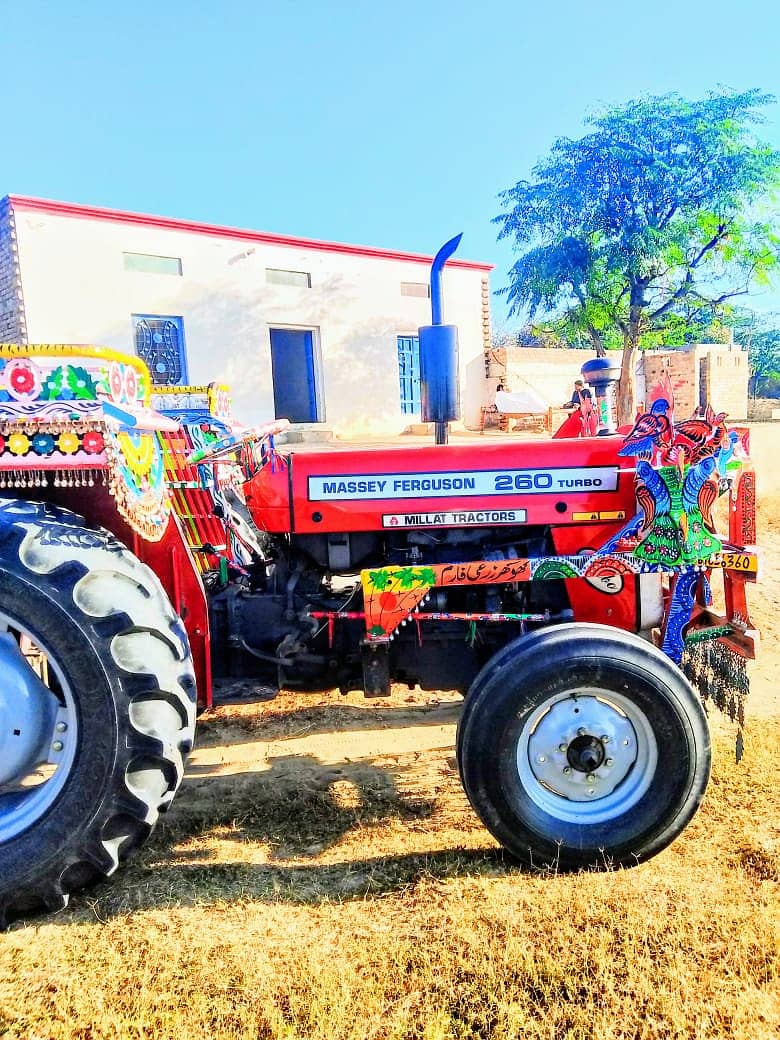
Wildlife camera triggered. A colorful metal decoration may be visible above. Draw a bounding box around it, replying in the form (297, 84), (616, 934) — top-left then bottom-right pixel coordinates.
(358, 549), (755, 643)
(0, 345), (171, 538)
(619, 400), (728, 567)
(151, 383), (273, 572)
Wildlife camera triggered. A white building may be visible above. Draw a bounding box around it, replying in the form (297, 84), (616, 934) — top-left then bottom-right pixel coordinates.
(0, 195), (492, 435)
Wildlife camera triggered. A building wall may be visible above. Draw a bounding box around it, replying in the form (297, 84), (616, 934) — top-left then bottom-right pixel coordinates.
(9, 200), (489, 434)
(0, 198), (27, 343)
(698, 345), (749, 420)
(485, 344), (749, 423)
(491, 347), (590, 408)
(641, 349), (697, 417)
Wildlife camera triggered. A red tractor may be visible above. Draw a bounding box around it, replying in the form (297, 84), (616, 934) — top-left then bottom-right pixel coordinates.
(0, 333), (757, 925)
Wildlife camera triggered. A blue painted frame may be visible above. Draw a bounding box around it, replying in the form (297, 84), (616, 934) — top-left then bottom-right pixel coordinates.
(397, 335), (421, 415)
(132, 314), (189, 385)
(269, 327), (324, 423)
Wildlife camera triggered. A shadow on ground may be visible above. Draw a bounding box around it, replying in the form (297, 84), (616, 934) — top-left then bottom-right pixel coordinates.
(51, 750), (511, 924)
(177, 753), (437, 857)
(195, 696), (463, 747)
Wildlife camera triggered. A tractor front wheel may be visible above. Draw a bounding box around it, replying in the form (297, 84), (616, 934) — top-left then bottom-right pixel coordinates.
(457, 623), (710, 870)
(0, 500), (196, 925)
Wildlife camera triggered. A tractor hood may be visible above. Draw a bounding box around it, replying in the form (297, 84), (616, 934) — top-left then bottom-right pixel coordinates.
(245, 437), (638, 535)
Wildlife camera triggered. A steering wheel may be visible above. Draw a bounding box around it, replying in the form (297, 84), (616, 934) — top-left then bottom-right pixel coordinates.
(187, 418), (290, 465)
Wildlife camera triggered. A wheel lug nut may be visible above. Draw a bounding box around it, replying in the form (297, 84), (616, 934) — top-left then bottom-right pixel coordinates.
(605, 758), (614, 767)
(52, 740), (64, 752)
(563, 766), (571, 774)
(587, 788), (597, 796)
(558, 743), (568, 752)
(586, 773), (596, 783)
(537, 755), (546, 763)
(623, 738), (630, 746)
(577, 727), (586, 736)
(600, 734), (609, 743)
(56, 722), (67, 733)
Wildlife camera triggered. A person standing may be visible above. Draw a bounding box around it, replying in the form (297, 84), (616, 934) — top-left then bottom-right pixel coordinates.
(565, 379), (592, 409)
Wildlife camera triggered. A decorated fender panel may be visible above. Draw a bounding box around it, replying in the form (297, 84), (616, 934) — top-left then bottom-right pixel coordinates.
(0, 344), (173, 539)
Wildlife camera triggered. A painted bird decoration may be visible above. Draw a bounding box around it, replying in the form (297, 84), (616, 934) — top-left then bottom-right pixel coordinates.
(619, 398), (725, 566)
(716, 429), (741, 484)
(667, 405), (728, 467)
(621, 398), (672, 461)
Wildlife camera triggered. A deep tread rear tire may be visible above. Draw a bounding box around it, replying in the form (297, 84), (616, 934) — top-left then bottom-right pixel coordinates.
(457, 623), (710, 871)
(0, 500), (196, 926)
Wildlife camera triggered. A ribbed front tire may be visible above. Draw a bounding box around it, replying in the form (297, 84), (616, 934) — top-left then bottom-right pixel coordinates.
(0, 500), (196, 926)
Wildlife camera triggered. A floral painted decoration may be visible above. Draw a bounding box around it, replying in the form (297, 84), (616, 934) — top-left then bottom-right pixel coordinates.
(109, 362), (124, 402)
(8, 433), (31, 455)
(31, 433), (56, 455)
(82, 431), (105, 454)
(5, 359), (42, 401)
(56, 432), (80, 455)
(125, 365), (138, 403)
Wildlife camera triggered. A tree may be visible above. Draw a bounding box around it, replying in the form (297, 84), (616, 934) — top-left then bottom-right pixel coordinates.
(492, 324), (590, 349)
(494, 90), (780, 423)
(747, 321), (780, 398)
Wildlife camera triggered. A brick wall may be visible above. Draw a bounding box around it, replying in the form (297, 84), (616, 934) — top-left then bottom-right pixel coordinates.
(641, 350), (697, 416)
(642, 345), (749, 420)
(0, 197), (26, 343)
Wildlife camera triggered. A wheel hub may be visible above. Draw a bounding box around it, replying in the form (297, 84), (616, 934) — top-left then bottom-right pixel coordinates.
(0, 633), (61, 787)
(518, 690), (659, 821)
(566, 734), (606, 773)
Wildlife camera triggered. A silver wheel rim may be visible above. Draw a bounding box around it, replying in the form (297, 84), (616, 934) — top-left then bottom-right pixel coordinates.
(0, 610), (78, 843)
(516, 687), (658, 824)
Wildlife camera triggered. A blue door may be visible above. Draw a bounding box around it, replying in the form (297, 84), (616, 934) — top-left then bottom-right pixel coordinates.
(397, 336), (421, 415)
(269, 328), (323, 423)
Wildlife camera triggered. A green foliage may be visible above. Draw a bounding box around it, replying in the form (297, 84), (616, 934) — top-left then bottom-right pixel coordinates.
(747, 320), (780, 397)
(495, 89), (780, 396)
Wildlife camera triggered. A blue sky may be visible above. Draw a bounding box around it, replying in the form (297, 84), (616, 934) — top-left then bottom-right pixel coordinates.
(3, 0), (779, 327)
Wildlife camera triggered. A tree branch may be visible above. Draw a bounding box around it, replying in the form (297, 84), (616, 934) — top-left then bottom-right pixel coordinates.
(688, 226), (728, 269)
(647, 271), (694, 321)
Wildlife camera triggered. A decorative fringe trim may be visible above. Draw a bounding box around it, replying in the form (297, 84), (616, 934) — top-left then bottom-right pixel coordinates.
(681, 639), (749, 761)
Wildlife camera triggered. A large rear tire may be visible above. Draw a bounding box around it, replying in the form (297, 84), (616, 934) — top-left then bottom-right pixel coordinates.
(0, 500), (196, 925)
(457, 624), (710, 870)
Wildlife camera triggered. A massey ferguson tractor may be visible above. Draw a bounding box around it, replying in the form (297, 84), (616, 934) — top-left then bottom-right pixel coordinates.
(0, 241), (759, 925)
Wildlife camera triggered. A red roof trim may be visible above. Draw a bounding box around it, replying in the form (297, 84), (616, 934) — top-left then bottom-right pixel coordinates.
(7, 195), (493, 272)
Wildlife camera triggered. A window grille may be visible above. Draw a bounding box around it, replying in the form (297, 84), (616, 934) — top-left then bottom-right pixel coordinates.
(133, 315), (188, 385)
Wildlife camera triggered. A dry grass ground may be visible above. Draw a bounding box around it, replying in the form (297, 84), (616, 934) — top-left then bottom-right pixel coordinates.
(1, 427), (778, 1040)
